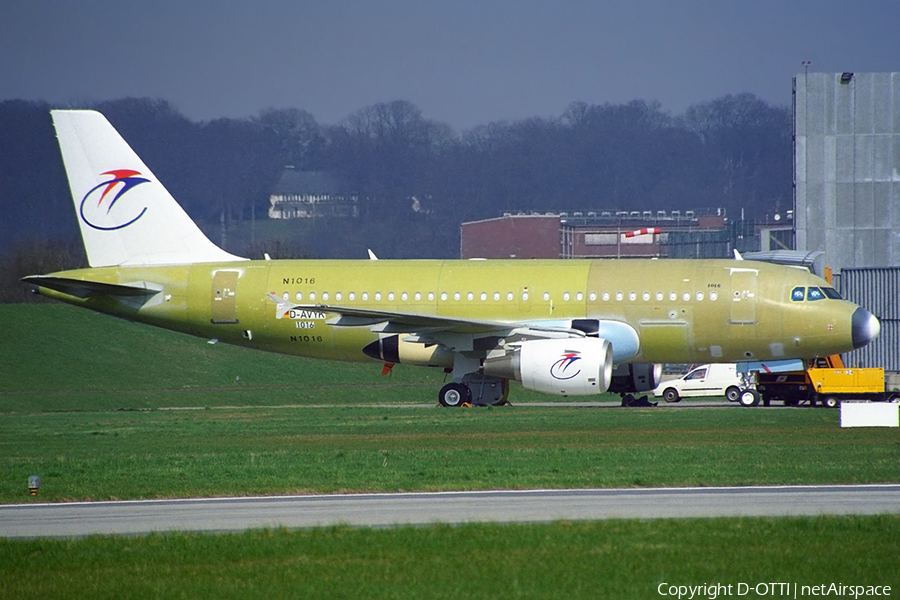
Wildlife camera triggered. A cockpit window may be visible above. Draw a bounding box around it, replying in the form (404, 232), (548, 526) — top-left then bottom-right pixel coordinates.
(822, 287), (842, 299)
(791, 287), (805, 302)
(807, 287), (826, 301)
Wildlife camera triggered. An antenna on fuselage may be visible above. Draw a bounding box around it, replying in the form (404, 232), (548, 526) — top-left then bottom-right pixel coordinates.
(367, 249), (379, 261)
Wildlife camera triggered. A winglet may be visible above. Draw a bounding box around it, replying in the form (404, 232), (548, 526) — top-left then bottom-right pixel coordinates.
(266, 292), (293, 319)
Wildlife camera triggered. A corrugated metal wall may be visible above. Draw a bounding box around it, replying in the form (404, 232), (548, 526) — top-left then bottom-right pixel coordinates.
(838, 267), (900, 371)
(794, 72), (900, 273)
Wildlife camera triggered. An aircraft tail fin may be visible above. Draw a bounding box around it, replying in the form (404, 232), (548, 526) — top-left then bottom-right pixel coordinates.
(51, 110), (246, 267)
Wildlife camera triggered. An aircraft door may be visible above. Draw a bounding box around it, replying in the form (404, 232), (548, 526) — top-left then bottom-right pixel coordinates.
(729, 269), (758, 325)
(211, 270), (240, 324)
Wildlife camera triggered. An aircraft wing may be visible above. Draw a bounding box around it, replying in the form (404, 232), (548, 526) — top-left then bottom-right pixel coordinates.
(267, 294), (584, 338)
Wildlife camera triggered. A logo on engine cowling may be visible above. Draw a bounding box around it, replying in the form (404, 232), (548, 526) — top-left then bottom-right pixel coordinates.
(550, 351), (582, 380)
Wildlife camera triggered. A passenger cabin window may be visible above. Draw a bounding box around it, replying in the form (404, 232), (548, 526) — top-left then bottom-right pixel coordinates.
(807, 287), (825, 301)
(791, 287), (805, 301)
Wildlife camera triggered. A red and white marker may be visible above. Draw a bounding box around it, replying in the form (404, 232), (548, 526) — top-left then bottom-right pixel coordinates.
(624, 227), (661, 238)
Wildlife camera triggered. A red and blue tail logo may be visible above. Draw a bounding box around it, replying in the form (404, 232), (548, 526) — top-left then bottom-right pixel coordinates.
(79, 169), (150, 231)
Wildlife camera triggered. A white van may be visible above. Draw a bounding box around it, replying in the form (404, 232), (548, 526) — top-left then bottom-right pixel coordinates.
(653, 364), (745, 403)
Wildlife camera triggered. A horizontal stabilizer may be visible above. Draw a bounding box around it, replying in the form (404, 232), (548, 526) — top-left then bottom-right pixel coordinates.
(22, 275), (161, 299)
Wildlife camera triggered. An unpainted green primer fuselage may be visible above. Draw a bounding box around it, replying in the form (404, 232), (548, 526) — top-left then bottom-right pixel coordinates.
(38, 257), (859, 368)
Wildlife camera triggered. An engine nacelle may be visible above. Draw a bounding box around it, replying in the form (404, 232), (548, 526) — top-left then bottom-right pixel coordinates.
(483, 337), (613, 396)
(608, 363), (663, 394)
(363, 335), (454, 368)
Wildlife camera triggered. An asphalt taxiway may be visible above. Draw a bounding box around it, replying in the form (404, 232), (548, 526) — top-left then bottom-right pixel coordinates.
(2, 485), (899, 539)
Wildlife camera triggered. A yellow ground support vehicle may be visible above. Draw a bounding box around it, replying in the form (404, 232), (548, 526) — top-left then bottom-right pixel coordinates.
(756, 355), (900, 408)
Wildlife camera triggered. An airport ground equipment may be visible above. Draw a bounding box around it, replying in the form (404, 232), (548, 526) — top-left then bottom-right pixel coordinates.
(755, 355), (900, 408)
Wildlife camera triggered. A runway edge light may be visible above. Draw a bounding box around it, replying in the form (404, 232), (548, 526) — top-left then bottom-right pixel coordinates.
(28, 475), (40, 496)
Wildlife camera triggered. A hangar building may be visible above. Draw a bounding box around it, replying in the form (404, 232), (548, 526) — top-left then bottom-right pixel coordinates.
(794, 71), (900, 271)
(794, 72), (900, 372)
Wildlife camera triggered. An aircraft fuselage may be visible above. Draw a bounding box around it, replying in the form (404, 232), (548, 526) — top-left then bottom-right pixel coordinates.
(39, 257), (861, 367)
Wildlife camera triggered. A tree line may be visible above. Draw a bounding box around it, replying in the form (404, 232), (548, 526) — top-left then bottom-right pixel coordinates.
(0, 94), (791, 300)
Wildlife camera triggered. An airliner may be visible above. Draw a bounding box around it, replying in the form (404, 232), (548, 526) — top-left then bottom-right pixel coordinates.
(24, 110), (881, 406)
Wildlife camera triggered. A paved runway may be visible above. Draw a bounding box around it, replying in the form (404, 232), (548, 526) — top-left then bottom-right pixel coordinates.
(2, 484), (899, 538)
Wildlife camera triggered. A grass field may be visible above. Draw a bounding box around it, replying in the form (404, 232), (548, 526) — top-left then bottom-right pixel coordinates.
(3, 303), (899, 503)
(3, 405), (900, 502)
(2, 517), (898, 600)
(2, 303), (898, 597)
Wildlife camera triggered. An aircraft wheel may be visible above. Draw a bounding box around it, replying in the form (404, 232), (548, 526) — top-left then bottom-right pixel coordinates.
(738, 389), (761, 407)
(662, 388), (680, 403)
(822, 396), (840, 409)
(438, 383), (471, 408)
(725, 386), (741, 403)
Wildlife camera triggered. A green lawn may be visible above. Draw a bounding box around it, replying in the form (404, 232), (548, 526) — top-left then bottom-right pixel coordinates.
(0, 303), (450, 411)
(2, 304), (899, 502)
(2, 303), (898, 597)
(2, 517), (898, 600)
(3, 404), (899, 502)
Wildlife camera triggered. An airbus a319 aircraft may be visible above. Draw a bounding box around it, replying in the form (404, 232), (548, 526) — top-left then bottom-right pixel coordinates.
(25, 110), (881, 406)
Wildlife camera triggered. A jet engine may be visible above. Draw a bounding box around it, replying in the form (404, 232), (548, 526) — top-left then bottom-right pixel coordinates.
(608, 363), (663, 394)
(483, 337), (613, 396)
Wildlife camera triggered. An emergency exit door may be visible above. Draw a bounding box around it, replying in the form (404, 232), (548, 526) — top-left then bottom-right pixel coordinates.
(729, 269), (758, 325)
(211, 270), (240, 324)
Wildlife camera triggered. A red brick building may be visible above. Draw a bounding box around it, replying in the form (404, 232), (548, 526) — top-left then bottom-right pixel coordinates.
(460, 214), (561, 259)
(459, 209), (778, 260)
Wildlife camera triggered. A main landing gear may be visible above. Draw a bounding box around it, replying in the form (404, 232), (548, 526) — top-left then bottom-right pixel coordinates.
(438, 374), (509, 407)
(438, 383), (471, 407)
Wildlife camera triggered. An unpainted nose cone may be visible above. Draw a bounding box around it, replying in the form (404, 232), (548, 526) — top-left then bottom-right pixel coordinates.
(851, 307), (880, 349)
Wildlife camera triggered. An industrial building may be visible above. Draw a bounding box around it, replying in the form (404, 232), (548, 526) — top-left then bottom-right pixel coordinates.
(794, 72), (900, 373)
(794, 72), (900, 272)
(460, 209), (792, 260)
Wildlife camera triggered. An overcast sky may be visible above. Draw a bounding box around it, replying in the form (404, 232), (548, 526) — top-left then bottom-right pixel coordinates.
(2, 0), (897, 130)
